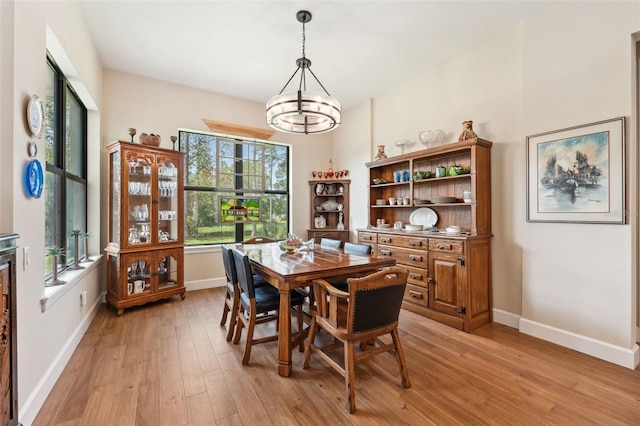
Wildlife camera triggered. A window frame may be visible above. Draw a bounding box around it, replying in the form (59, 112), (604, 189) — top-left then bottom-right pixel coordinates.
(179, 129), (291, 245)
(44, 54), (88, 279)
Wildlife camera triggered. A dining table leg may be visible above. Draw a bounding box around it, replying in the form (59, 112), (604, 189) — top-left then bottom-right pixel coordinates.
(277, 288), (292, 377)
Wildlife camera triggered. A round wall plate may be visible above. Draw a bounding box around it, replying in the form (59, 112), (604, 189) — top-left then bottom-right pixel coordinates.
(28, 141), (38, 158)
(27, 94), (45, 139)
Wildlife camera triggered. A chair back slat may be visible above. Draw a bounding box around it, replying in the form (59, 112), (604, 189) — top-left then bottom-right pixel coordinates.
(231, 249), (256, 298)
(347, 267), (407, 333)
(221, 244), (237, 284)
(320, 238), (342, 249)
(343, 242), (372, 255)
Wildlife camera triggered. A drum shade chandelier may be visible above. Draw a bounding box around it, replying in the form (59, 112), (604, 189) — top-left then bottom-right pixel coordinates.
(266, 10), (341, 135)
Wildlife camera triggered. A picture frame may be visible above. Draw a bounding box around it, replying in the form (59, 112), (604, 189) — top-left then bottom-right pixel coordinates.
(219, 196), (261, 222)
(526, 117), (625, 224)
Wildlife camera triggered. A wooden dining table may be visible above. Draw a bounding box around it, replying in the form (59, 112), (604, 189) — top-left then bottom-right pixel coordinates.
(230, 241), (396, 377)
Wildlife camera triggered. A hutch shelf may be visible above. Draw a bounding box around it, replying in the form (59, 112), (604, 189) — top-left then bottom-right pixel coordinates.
(105, 141), (185, 315)
(358, 138), (492, 332)
(307, 179), (350, 244)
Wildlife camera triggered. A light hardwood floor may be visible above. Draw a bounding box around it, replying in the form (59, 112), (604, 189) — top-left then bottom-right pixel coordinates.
(33, 287), (640, 425)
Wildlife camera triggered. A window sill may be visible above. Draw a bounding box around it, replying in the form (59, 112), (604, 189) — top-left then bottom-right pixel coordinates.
(185, 245), (221, 255)
(41, 255), (103, 312)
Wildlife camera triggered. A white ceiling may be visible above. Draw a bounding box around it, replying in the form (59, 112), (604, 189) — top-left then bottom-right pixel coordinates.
(79, 0), (552, 110)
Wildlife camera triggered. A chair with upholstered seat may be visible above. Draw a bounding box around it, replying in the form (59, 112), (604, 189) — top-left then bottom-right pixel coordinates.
(242, 236), (276, 244)
(320, 238), (342, 249)
(219, 244), (269, 341)
(303, 266), (411, 413)
(231, 249), (306, 365)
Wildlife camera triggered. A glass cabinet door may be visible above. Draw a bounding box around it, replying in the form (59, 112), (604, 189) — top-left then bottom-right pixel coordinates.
(157, 161), (179, 243)
(127, 156), (153, 246)
(110, 150), (121, 245)
(157, 254), (179, 290)
(126, 255), (152, 297)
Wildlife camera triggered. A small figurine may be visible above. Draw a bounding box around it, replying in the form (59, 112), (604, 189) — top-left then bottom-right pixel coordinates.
(375, 145), (387, 160)
(458, 120), (478, 141)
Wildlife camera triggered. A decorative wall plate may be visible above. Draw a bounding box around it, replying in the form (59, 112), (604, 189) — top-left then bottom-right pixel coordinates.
(27, 94), (45, 139)
(25, 159), (44, 198)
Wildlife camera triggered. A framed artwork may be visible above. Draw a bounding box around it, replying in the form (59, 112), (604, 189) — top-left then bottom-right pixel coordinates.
(219, 197), (261, 222)
(526, 117), (625, 224)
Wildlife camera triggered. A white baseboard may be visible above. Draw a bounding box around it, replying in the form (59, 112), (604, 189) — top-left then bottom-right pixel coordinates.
(185, 277), (225, 291)
(492, 308), (520, 329)
(519, 318), (640, 370)
(19, 294), (102, 426)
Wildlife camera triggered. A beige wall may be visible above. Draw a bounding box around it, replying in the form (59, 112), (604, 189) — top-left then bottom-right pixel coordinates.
(334, 1), (639, 368)
(5, 1), (104, 424)
(101, 70), (333, 286)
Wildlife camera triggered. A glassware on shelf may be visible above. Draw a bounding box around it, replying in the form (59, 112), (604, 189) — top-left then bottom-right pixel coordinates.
(128, 128), (136, 143)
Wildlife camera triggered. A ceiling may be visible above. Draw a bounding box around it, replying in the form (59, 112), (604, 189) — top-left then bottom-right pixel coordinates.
(79, 0), (552, 110)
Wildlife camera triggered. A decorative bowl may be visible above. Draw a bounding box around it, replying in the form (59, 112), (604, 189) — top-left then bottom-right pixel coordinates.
(372, 178), (388, 185)
(279, 242), (299, 252)
(405, 224), (424, 232)
(375, 199), (387, 205)
(445, 226), (461, 234)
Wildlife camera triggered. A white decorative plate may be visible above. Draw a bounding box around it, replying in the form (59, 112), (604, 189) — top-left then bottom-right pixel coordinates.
(409, 207), (438, 228)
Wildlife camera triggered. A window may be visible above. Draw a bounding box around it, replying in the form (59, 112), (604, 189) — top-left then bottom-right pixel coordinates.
(44, 55), (88, 278)
(179, 130), (290, 245)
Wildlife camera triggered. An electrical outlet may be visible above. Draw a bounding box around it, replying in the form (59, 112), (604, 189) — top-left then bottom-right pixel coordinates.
(81, 291), (87, 306)
(23, 247), (30, 270)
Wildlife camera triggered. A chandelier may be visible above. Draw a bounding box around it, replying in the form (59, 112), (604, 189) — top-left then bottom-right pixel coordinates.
(266, 10), (341, 135)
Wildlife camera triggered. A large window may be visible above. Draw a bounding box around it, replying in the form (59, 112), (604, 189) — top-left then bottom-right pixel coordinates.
(44, 55), (87, 277)
(179, 130), (290, 245)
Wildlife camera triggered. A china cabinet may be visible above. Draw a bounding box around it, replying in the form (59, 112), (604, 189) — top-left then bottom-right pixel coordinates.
(307, 179), (350, 244)
(358, 138), (492, 332)
(105, 141), (185, 315)
(0, 234), (18, 426)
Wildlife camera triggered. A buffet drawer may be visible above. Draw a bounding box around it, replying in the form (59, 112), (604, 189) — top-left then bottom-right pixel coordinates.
(378, 245), (428, 269)
(403, 283), (428, 308)
(308, 230), (349, 244)
(377, 234), (429, 249)
(429, 239), (464, 254)
(357, 232), (377, 244)
(402, 265), (428, 287)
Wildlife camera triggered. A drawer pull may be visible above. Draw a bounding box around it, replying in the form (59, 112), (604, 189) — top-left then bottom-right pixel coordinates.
(409, 255), (423, 262)
(380, 250), (392, 256)
(409, 273), (423, 280)
(437, 244), (452, 250)
(409, 291), (423, 299)
(362, 235), (373, 241)
(380, 237), (391, 243)
(409, 241), (422, 247)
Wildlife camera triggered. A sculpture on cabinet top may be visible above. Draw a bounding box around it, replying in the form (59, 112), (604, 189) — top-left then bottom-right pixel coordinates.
(458, 120), (478, 141)
(375, 145), (387, 160)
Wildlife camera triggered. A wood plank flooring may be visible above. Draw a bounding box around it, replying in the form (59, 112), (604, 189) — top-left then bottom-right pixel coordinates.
(33, 287), (640, 425)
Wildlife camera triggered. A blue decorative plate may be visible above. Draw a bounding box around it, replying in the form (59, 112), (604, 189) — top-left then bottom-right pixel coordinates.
(25, 159), (43, 198)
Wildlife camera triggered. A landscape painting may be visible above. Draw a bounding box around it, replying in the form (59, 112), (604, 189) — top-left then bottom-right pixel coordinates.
(526, 117), (625, 224)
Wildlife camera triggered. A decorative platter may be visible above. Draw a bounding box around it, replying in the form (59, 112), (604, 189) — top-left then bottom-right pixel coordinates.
(409, 207), (438, 228)
(25, 159), (44, 198)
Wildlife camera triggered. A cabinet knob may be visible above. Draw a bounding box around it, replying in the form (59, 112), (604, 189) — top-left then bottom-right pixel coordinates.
(437, 244), (452, 250)
(408, 273), (423, 280)
(427, 277), (433, 284)
(409, 255), (422, 262)
(380, 250), (392, 256)
(362, 235), (372, 241)
(380, 238), (391, 243)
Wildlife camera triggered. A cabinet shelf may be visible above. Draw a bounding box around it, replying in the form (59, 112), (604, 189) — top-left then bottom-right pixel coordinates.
(308, 180), (350, 244)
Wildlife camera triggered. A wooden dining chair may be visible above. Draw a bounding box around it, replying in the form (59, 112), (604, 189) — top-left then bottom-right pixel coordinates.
(231, 249), (306, 365)
(219, 244), (269, 341)
(303, 266), (411, 413)
(241, 236), (276, 244)
(320, 238), (342, 249)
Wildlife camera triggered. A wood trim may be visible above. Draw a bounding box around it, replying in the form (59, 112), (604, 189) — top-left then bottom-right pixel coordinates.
(202, 119), (275, 140)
